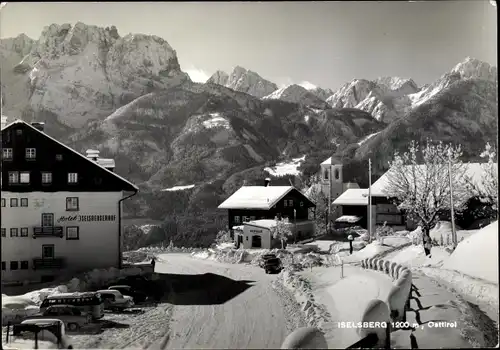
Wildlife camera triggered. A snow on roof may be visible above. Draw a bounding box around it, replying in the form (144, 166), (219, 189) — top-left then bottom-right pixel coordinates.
(245, 219), (292, 229)
(2, 119), (138, 191)
(335, 215), (362, 223)
(333, 189), (369, 206)
(97, 158), (115, 168)
(218, 186), (294, 210)
(370, 163), (495, 198)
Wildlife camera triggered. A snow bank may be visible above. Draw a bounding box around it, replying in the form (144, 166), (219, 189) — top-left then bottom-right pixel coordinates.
(279, 269), (331, 330)
(342, 241), (390, 262)
(389, 245), (451, 268)
(361, 257), (412, 322)
(419, 267), (499, 309)
(280, 327), (328, 349)
(443, 221), (498, 284)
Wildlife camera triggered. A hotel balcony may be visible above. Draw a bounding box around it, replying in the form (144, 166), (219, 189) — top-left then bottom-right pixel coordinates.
(33, 226), (64, 239)
(32, 257), (66, 270)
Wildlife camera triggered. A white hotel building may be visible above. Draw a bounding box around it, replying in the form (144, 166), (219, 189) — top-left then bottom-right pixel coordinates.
(1, 117), (138, 284)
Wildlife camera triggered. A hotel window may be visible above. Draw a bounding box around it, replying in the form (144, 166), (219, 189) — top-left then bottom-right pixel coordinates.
(19, 172), (30, 184)
(8, 171), (19, 184)
(1, 262), (5, 270)
(242, 216), (249, 222)
(16, 129), (22, 135)
(288, 200), (294, 207)
(2, 148), (13, 160)
(334, 168), (340, 180)
(250, 216), (256, 220)
(68, 173), (78, 184)
(41, 172), (53, 184)
(66, 197), (79, 211)
(20, 261), (29, 270)
(10, 198), (18, 207)
(25, 148), (36, 159)
(324, 169), (329, 180)
(20, 228), (28, 237)
(300, 201), (304, 207)
(234, 216), (241, 224)
(1, 198), (5, 207)
(1, 229), (5, 237)
(10, 261), (18, 270)
(20, 198), (28, 207)
(10, 228), (18, 237)
(284, 200), (287, 207)
(66, 227), (79, 240)
(56, 154), (63, 161)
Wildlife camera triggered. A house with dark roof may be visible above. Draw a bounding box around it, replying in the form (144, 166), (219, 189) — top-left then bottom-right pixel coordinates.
(218, 179), (316, 247)
(1, 118), (138, 284)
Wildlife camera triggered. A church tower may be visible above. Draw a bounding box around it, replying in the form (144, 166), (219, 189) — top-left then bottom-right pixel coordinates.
(320, 156), (344, 222)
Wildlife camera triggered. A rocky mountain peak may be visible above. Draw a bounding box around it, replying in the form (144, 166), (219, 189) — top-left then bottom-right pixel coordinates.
(224, 66), (278, 98)
(451, 57), (497, 82)
(262, 84), (330, 109)
(0, 33), (35, 56)
(207, 70), (229, 85)
(2, 22), (189, 128)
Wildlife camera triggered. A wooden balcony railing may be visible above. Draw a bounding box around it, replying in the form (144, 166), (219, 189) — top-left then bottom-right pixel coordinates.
(32, 257), (65, 270)
(33, 226), (64, 238)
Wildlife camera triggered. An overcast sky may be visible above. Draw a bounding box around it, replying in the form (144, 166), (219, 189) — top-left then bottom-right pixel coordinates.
(0, 1), (497, 90)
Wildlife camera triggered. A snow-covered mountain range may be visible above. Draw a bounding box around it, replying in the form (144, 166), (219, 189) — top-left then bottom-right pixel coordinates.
(0, 23), (497, 237)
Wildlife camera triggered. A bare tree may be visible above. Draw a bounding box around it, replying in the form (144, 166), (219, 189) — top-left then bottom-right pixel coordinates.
(270, 216), (294, 249)
(305, 179), (328, 234)
(384, 140), (469, 247)
(464, 142), (498, 214)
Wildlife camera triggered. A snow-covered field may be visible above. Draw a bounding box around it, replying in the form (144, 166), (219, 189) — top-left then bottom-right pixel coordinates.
(264, 156), (305, 176)
(161, 184), (195, 192)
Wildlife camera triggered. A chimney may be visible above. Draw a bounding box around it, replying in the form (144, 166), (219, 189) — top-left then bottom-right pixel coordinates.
(1, 116), (7, 129)
(31, 122), (45, 132)
(264, 177), (271, 187)
(86, 149), (100, 162)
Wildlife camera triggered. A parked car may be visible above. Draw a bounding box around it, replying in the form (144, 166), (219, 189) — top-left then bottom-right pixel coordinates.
(107, 285), (148, 304)
(23, 305), (92, 331)
(3, 319), (74, 349)
(259, 253), (277, 267)
(263, 257), (282, 274)
(97, 290), (134, 311)
(2, 298), (40, 325)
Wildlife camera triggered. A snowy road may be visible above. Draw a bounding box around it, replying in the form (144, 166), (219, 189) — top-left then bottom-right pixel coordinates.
(152, 254), (292, 349)
(71, 254), (295, 349)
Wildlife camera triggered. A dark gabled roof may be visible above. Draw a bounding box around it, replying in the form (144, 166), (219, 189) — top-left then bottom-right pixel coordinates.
(2, 119), (138, 191)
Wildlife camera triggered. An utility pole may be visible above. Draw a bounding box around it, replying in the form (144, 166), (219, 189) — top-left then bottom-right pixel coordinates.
(448, 157), (457, 248)
(368, 159), (372, 243)
(294, 209), (297, 243)
(328, 167), (332, 235)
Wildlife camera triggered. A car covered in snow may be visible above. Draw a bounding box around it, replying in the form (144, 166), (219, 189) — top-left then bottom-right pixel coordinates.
(97, 289), (134, 311)
(3, 318), (74, 349)
(2, 298), (40, 325)
(23, 305), (92, 331)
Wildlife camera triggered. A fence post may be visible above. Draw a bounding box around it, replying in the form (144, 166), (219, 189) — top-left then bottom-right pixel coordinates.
(341, 260), (344, 279)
